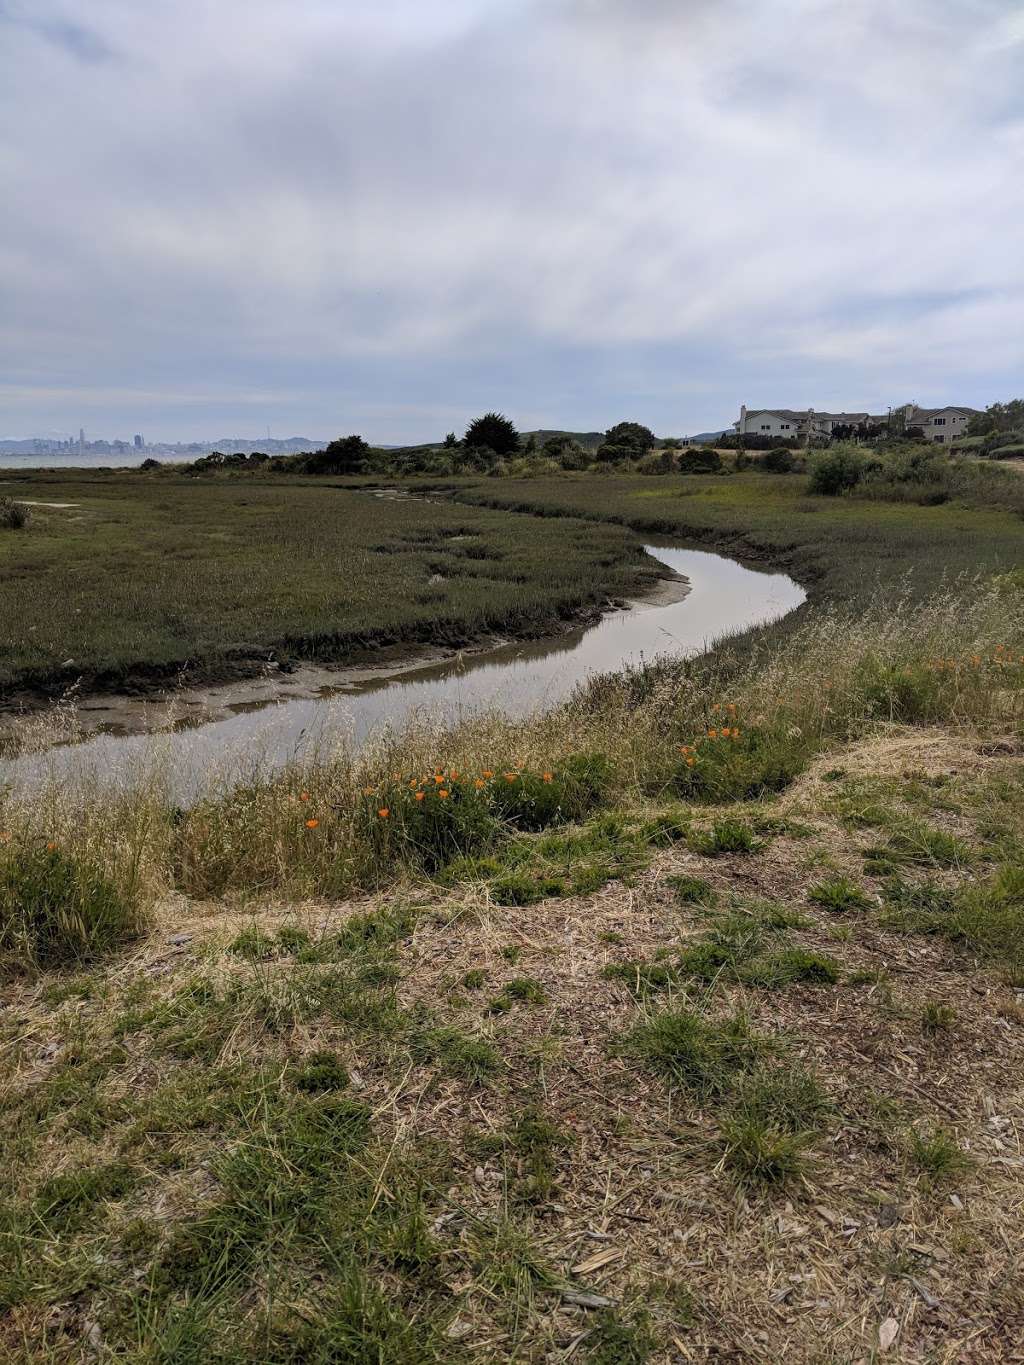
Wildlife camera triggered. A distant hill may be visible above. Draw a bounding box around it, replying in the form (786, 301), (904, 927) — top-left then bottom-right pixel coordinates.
(690, 430), (728, 444)
(522, 429), (605, 451)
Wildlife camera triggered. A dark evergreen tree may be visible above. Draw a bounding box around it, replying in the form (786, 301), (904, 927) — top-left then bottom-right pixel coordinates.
(463, 412), (520, 455)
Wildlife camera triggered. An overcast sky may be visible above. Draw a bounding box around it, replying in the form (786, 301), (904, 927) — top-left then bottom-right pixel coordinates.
(1, 0), (1021, 442)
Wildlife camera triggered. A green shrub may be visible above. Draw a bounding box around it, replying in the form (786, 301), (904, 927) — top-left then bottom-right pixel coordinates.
(809, 446), (879, 496)
(0, 497), (29, 530)
(671, 725), (810, 803)
(677, 448), (722, 474)
(487, 753), (612, 831)
(0, 845), (142, 971)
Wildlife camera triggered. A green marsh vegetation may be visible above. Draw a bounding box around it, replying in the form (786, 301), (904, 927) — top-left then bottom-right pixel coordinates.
(0, 470), (651, 696)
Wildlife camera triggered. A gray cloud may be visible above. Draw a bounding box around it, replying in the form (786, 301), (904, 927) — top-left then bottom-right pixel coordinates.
(1, 0), (1021, 440)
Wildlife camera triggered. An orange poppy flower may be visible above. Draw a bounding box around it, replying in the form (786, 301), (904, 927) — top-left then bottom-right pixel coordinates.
(299, 791), (310, 802)
(438, 789), (449, 799)
(415, 791), (425, 802)
(305, 819), (319, 830)
(434, 775), (444, 784)
(483, 769), (494, 779)
(504, 772), (518, 783)
(720, 727), (731, 737)
(731, 728), (741, 740)
(707, 729), (718, 739)
(378, 808), (390, 819)
(46, 840), (58, 851)
(474, 779), (485, 790)
(685, 756), (696, 768)
(542, 772), (553, 783)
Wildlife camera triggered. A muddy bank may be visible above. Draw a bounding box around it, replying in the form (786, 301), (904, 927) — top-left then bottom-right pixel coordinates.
(0, 567), (690, 742)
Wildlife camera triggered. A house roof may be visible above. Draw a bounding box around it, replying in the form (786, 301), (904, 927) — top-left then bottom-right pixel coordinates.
(743, 408), (873, 424)
(906, 406), (981, 421)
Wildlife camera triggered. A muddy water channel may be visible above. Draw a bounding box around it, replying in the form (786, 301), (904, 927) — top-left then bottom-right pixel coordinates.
(1, 544), (805, 800)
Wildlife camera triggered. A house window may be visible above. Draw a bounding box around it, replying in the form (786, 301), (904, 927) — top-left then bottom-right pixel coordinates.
(761, 424), (770, 431)
(934, 434), (944, 443)
(781, 424), (790, 430)
(933, 418), (945, 426)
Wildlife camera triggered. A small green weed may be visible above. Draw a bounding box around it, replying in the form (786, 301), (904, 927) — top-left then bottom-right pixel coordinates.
(921, 1001), (956, 1035)
(907, 1126), (971, 1183)
(582, 1309), (655, 1363)
(487, 977), (546, 1014)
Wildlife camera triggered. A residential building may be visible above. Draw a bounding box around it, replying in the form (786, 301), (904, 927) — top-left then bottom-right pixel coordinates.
(733, 403), (981, 443)
(899, 405), (980, 443)
(733, 406), (886, 440)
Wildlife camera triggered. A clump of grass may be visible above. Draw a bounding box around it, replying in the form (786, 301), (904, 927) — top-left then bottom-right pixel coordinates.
(0, 844), (143, 972)
(739, 946), (841, 988)
(451, 813), (647, 905)
(474, 1105), (571, 1203)
(581, 1309), (655, 1363)
(907, 1125), (971, 1184)
(462, 967), (487, 989)
(863, 823), (967, 874)
(690, 819), (761, 858)
(487, 977), (546, 1014)
(921, 1001), (956, 1035)
(602, 957), (681, 995)
(623, 1007), (764, 1094)
(720, 1117), (812, 1186)
(808, 875), (871, 913)
(412, 1023), (503, 1083)
(719, 1063), (830, 1187)
(465, 1216), (554, 1339)
(666, 874), (716, 905)
(883, 865), (1024, 976)
(294, 1050), (350, 1092)
(33, 1160), (136, 1233)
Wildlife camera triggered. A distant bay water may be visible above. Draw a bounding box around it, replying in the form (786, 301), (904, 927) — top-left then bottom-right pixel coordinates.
(0, 452), (191, 470)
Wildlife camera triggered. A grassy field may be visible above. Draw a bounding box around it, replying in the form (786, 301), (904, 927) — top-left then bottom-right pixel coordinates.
(2, 467), (1024, 1360)
(0, 470), (651, 699)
